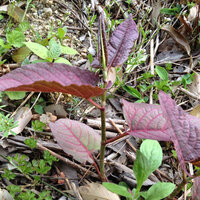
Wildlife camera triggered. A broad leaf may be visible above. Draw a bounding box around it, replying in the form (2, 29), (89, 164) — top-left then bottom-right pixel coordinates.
(61, 46), (78, 55)
(155, 66), (168, 81)
(49, 118), (101, 163)
(159, 91), (200, 175)
(5, 91), (26, 100)
(0, 63), (105, 99)
(140, 182), (175, 200)
(92, 15), (138, 68)
(140, 140), (162, 173)
(107, 15), (138, 68)
(133, 150), (152, 191)
(103, 182), (133, 199)
(24, 42), (48, 59)
(123, 91), (200, 175)
(122, 99), (170, 141)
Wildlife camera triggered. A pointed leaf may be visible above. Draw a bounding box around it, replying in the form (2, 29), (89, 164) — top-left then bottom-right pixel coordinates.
(24, 42), (48, 59)
(162, 25), (191, 55)
(159, 91), (200, 175)
(0, 63), (105, 98)
(107, 15), (138, 68)
(122, 99), (170, 141)
(98, 13), (108, 67)
(49, 118), (101, 163)
(141, 182), (175, 200)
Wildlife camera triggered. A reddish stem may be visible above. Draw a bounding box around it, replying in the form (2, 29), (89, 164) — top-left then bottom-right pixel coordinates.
(89, 153), (107, 181)
(87, 98), (105, 111)
(104, 132), (129, 145)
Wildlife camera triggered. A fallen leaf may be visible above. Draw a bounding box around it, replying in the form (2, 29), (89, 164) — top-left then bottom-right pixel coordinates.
(190, 73), (200, 97)
(11, 107), (32, 135)
(7, 4), (27, 22)
(162, 24), (191, 55)
(0, 188), (13, 200)
(44, 104), (67, 118)
(79, 182), (120, 200)
(12, 46), (31, 63)
(190, 104), (200, 118)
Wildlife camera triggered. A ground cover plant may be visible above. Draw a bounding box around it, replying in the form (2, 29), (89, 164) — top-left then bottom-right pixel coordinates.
(1, 0), (200, 199)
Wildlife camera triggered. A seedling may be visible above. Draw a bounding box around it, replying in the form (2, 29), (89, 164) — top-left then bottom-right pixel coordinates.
(103, 140), (175, 200)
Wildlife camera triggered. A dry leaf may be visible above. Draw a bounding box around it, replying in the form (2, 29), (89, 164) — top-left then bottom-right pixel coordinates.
(190, 73), (200, 97)
(78, 182), (120, 200)
(162, 25), (191, 55)
(151, 0), (161, 26)
(11, 107), (32, 135)
(7, 4), (27, 22)
(190, 105), (200, 118)
(0, 189), (13, 200)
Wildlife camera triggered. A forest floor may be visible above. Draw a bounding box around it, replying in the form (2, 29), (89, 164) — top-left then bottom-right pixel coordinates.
(0, 0), (200, 199)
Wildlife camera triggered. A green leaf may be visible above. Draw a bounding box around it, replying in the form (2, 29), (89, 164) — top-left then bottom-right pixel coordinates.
(24, 42), (48, 59)
(54, 57), (72, 65)
(140, 140), (163, 173)
(61, 45), (78, 55)
(122, 85), (142, 99)
(32, 120), (46, 132)
(24, 138), (37, 149)
(5, 91), (26, 100)
(140, 182), (175, 200)
(155, 66), (168, 81)
(133, 150), (152, 192)
(57, 27), (66, 39)
(48, 38), (61, 59)
(6, 30), (25, 48)
(34, 104), (44, 114)
(103, 182), (133, 199)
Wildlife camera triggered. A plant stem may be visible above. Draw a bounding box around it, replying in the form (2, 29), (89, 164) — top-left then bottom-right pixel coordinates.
(99, 91), (107, 181)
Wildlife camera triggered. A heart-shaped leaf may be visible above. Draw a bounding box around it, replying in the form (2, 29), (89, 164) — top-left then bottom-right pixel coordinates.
(49, 118), (101, 163)
(0, 63), (105, 99)
(107, 15), (138, 68)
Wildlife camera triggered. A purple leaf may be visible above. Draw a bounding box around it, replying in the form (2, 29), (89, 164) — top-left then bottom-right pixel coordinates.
(159, 91), (200, 175)
(123, 91), (200, 175)
(122, 99), (170, 141)
(92, 15), (138, 68)
(192, 177), (200, 200)
(107, 15), (138, 68)
(0, 62), (105, 99)
(49, 118), (101, 163)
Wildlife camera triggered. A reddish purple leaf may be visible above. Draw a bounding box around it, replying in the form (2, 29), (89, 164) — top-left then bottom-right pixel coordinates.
(0, 62), (105, 99)
(123, 91), (200, 175)
(122, 99), (170, 141)
(192, 177), (200, 200)
(107, 15), (138, 68)
(49, 118), (101, 163)
(159, 91), (200, 175)
(92, 15), (138, 68)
